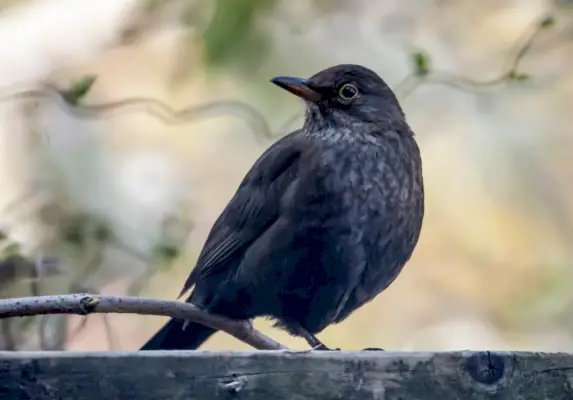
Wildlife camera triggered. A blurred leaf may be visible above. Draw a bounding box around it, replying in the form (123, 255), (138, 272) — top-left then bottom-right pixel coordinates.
(63, 227), (83, 246)
(508, 72), (530, 82)
(153, 244), (179, 261)
(63, 216), (89, 247)
(411, 50), (431, 77)
(152, 243), (180, 271)
(199, 0), (278, 73)
(94, 224), (112, 242)
(539, 14), (556, 29)
(2, 243), (21, 259)
(61, 75), (97, 106)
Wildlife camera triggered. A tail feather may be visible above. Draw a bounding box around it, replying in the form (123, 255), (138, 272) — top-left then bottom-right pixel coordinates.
(140, 318), (216, 350)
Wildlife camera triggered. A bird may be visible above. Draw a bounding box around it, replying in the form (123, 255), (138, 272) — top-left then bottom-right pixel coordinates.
(140, 64), (424, 351)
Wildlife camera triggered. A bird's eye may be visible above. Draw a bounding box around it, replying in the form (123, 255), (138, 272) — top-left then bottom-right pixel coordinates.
(338, 83), (359, 101)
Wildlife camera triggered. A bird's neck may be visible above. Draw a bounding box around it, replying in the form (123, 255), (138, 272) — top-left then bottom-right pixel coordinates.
(302, 117), (414, 149)
(303, 106), (407, 137)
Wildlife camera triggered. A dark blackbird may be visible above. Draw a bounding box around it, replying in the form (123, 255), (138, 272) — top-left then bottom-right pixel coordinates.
(140, 64), (424, 351)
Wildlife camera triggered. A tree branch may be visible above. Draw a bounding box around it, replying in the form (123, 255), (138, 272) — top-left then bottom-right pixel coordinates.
(0, 294), (288, 351)
(0, 84), (275, 142)
(395, 13), (557, 98)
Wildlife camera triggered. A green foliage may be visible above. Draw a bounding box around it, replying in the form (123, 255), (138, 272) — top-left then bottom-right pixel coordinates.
(1, 243), (21, 259)
(195, 0), (278, 73)
(508, 72), (530, 82)
(152, 243), (180, 271)
(411, 51), (431, 77)
(154, 244), (179, 260)
(539, 15), (555, 29)
(93, 224), (112, 242)
(61, 75), (97, 106)
(62, 215), (103, 247)
(63, 220), (86, 246)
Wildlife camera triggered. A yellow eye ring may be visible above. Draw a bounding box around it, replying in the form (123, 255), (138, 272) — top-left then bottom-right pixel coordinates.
(338, 83), (359, 100)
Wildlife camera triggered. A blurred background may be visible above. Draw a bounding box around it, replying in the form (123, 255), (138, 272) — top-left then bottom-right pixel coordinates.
(0, 0), (571, 352)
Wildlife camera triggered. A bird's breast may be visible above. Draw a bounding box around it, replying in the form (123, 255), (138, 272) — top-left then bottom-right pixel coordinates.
(304, 134), (423, 248)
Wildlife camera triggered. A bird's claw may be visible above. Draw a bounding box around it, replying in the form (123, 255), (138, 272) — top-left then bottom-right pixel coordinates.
(312, 343), (340, 351)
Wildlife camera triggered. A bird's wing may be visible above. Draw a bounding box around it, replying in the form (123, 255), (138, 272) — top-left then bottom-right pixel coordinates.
(178, 132), (304, 298)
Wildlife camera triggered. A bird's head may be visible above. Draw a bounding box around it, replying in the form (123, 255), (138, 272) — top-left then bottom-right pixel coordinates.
(271, 64), (404, 131)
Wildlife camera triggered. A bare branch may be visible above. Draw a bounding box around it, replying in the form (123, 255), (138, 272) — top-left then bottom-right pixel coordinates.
(0, 84), (275, 143)
(0, 294), (288, 350)
(396, 13), (557, 98)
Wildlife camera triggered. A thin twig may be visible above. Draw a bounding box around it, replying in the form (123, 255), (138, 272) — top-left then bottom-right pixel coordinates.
(0, 85), (274, 143)
(395, 13), (555, 98)
(0, 294), (288, 350)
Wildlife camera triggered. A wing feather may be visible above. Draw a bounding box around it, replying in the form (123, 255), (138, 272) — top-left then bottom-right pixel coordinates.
(178, 133), (304, 297)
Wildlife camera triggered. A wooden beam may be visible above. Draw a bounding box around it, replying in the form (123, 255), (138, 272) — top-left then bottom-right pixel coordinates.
(0, 350), (572, 399)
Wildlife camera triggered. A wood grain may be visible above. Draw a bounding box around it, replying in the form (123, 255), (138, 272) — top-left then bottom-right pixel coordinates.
(1, 350), (572, 399)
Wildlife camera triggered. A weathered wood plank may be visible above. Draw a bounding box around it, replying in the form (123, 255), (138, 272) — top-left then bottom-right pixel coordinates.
(0, 350), (572, 399)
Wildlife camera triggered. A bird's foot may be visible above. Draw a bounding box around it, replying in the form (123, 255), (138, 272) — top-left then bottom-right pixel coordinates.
(290, 323), (340, 351)
(282, 344), (341, 355)
(301, 332), (339, 351)
(361, 347), (385, 351)
(284, 347), (320, 355)
(311, 343), (340, 351)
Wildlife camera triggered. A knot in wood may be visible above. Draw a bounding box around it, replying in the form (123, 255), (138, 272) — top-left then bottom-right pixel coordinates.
(79, 296), (100, 315)
(466, 352), (505, 385)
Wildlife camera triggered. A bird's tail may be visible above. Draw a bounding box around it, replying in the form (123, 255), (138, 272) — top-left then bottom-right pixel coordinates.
(140, 318), (216, 350)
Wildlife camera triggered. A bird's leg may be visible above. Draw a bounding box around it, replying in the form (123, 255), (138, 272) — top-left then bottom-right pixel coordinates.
(302, 331), (328, 350)
(296, 327), (339, 351)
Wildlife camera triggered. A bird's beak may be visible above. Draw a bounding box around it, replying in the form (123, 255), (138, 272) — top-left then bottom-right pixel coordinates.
(271, 76), (322, 103)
